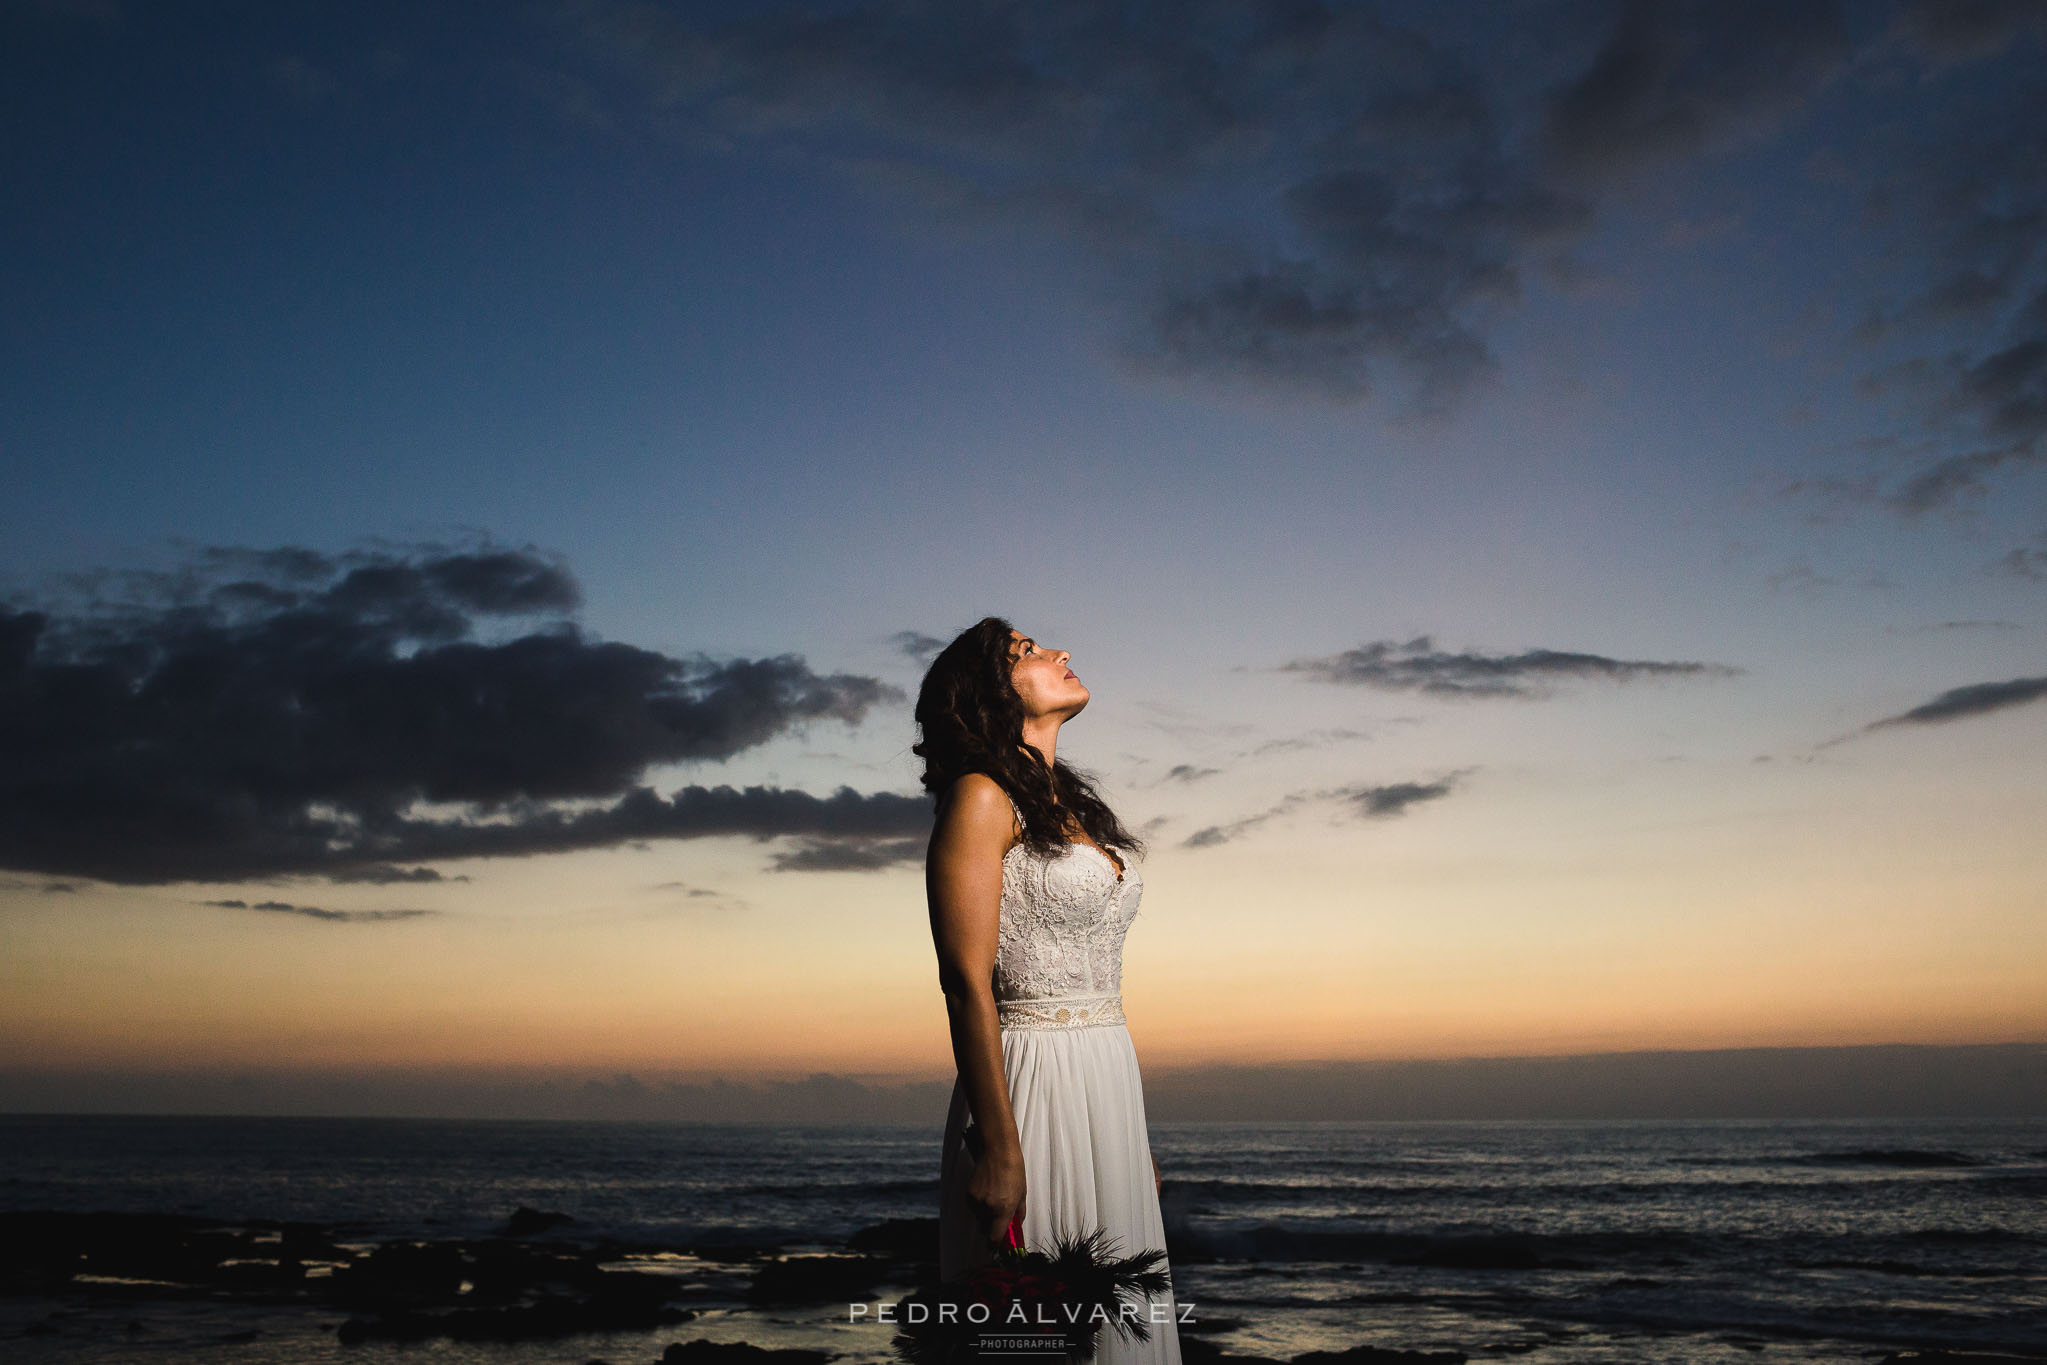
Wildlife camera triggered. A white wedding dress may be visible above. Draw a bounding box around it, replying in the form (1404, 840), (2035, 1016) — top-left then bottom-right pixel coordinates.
(937, 791), (1183, 1365)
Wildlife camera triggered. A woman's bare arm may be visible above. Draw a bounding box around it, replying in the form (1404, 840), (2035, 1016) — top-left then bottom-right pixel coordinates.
(928, 773), (1026, 1249)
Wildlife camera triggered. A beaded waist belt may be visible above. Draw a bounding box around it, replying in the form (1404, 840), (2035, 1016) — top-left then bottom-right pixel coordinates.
(997, 992), (1125, 1031)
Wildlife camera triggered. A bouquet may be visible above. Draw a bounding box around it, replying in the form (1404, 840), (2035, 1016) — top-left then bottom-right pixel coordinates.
(890, 1216), (1171, 1365)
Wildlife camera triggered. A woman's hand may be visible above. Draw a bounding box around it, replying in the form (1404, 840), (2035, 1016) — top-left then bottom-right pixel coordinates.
(1151, 1149), (1162, 1197)
(968, 1142), (1027, 1251)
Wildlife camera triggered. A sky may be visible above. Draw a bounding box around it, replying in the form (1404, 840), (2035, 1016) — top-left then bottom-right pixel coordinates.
(1, 0), (2044, 1119)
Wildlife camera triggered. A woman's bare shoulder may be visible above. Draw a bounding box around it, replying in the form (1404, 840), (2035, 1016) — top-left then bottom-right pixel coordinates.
(934, 773), (1016, 842)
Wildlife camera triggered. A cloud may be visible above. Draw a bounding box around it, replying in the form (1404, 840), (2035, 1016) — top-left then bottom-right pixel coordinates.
(1836, 52), (2047, 517)
(1886, 443), (2045, 516)
(1279, 634), (1739, 698)
(767, 836), (926, 872)
(1337, 775), (1462, 818)
(567, 0), (1599, 413)
(1996, 541), (2047, 580)
(201, 899), (431, 923)
(1242, 726), (1375, 758)
(0, 541), (917, 885)
(561, 0), (2046, 506)
(1541, 0), (1851, 178)
(888, 629), (946, 664)
(1891, 0), (2047, 66)
(1158, 764), (1219, 784)
(1866, 676), (2047, 730)
(1180, 792), (1309, 849)
(322, 865), (465, 885)
(1184, 769), (1467, 846)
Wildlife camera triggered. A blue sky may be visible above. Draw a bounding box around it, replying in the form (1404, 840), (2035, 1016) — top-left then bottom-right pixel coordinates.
(2, 1), (2042, 1103)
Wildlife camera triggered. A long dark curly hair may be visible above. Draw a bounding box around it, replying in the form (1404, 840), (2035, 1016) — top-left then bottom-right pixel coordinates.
(912, 616), (1145, 863)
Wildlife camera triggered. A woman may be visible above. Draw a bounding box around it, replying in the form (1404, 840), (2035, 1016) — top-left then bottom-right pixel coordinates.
(917, 617), (1182, 1365)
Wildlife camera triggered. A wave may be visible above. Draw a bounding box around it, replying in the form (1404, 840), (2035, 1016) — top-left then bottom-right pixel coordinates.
(1791, 1148), (1987, 1168)
(1163, 1219), (2047, 1271)
(1164, 1221), (1708, 1268)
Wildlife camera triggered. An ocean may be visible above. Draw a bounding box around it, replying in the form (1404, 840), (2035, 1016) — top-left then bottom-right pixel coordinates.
(1, 1114), (2041, 1364)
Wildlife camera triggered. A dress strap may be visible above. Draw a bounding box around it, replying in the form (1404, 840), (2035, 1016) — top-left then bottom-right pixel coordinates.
(1003, 789), (1026, 840)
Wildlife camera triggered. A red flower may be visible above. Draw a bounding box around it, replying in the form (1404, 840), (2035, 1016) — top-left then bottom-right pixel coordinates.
(889, 1222), (1171, 1365)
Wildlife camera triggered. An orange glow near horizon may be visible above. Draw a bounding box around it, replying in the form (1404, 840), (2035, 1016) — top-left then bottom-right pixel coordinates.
(5, 806), (2043, 1083)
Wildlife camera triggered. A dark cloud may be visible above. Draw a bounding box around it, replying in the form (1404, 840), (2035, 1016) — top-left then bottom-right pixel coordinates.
(888, 630), (946, 664)
(1244, 726), (1375, 758)
(0, 543), (916, 885)
(767, 836), (926, 872)
(201, 898), (431, 923)
(1184, 770), (1466, 847)
(562, 0), (2047, 508)
(1867, 675), (2047, 730)
(1338, 776), (1462, 818)
(1996, 541), (2047, 580)
(569, 0), (1595, 412)
(1280, 635), (1739, 698)
(322, 864), (465, 885)
(1886, 440), (2044, 516)
(1159, 764), (1219, 784)
(1892, 0), (2047, 65)
(1180, 792), (1308, 849)
(1844, 50), (2047, 517)
(1542, 0), (1851, 177)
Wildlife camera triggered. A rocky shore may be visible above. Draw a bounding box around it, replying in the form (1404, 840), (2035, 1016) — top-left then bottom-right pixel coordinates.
(5, 1207), (2042, 1364)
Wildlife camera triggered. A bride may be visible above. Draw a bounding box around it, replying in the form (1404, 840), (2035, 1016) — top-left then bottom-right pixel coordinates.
(916, 617), (1183, 1364)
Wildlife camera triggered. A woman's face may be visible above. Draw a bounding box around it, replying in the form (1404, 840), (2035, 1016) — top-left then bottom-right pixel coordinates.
(1007, 628), (1089, 721)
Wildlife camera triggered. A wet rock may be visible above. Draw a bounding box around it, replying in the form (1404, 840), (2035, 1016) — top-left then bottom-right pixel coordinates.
(1178, 1336), (1288, 1365)
(1292, 1347), (1468, 1365)
(506, 1207), (577, 1237)
(329, 1241), (467, 1305)
(844, 1217), (938, 1261)
(336, 1293), (694, 1344)
(659, 1338), (839, 1365)
(744, 1254), (887, 1303)
(0, 1209), (720, 1346)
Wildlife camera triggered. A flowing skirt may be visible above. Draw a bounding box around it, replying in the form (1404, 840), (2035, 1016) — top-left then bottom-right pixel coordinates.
(938, 1021), (1183, 1365)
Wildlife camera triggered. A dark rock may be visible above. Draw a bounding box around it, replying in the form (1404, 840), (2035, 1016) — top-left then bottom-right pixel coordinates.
(744, 1254), (887, 1303)
(845, 1217), (938, 1260)
(1875, 1354), (2047, 1365)
(1178, 1336), (1288, 1365)
(660, 1339), (840, 1365)
(329, 1241), (467, 1305)
(506, 1207), (578, 1237)
(337, 1294), (695, 1344)
(0, 1211), (268, 1294)
(1292, 1347), (1468, 1365)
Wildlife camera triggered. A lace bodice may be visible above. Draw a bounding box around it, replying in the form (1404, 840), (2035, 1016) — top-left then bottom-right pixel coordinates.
(994, 793), (1145, 1001)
